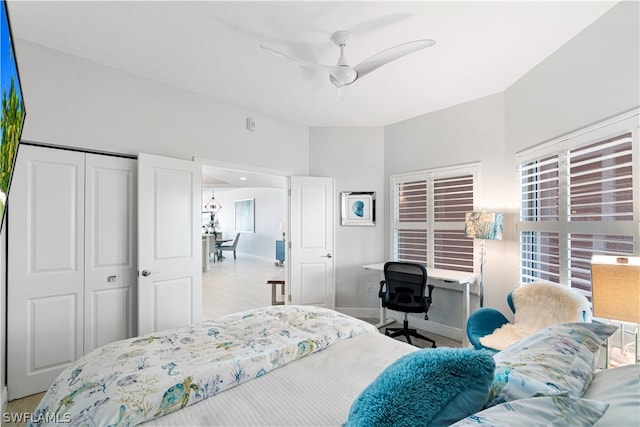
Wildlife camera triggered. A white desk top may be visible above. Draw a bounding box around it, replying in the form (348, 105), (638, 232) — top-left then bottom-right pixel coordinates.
(362, 262), (477, 285)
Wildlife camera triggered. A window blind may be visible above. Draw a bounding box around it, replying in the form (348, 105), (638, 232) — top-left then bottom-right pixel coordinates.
(517, 114), (638, 296)
(391, 166), (477, 272)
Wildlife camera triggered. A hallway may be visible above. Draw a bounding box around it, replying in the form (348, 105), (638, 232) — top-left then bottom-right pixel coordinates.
(202, 254), (283, 319)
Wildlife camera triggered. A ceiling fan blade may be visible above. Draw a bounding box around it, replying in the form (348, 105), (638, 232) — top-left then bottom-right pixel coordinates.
(354, 39), (435, 80)
(335, 86), (349, 103)
(260, 45), (338, 75)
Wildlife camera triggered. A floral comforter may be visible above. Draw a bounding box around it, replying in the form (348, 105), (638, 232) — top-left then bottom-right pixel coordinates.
(30, 305), (376, 427)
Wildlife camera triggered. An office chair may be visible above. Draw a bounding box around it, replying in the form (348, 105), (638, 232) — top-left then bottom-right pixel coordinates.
(379, 261), (436, 348)
(219, 233), (241, 260)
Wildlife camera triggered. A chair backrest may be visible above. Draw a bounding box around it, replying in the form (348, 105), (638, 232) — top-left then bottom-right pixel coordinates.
(512, 282), (592, 328)
(380, 262), (432, 314)
(231, 233), (240, 248)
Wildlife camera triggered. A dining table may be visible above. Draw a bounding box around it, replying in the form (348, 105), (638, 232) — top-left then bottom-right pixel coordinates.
(213, 238), (233, 261)
(202, 234), (232, 271)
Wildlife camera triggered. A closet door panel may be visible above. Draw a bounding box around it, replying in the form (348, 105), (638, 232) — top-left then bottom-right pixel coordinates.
(90, 287), (131, 349)
(84, 154), (137, 353)
(8, 145), (85, 400)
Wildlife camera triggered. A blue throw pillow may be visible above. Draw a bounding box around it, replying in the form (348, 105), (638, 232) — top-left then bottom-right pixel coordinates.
(345, 347), (495, 427)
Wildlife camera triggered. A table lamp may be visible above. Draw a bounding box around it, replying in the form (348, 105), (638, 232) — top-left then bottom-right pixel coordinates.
(590, 255), (640, 367)
(464, 212), (504, 307)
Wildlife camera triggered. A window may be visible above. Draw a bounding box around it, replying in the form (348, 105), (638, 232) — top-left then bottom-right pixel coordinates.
(391, 165), (478, 272)
(517, 113), (639, 296)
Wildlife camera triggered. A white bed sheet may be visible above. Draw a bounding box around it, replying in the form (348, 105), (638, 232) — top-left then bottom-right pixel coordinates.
(143, 330), (416, 426)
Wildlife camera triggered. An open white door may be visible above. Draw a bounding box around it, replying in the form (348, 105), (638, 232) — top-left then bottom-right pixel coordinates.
(288, 176), (335, 308)
(138, 153), (202, 335)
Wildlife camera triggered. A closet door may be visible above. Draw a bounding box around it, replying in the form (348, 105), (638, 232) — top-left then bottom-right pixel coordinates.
(8, 145), (85, 400)
(84, 154), (137, 353)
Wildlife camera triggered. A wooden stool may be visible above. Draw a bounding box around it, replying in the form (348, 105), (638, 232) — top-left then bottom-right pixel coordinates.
(267, 270), (285, 305)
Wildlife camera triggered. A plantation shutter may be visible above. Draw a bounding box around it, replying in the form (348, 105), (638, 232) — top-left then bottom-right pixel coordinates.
(392, 173), (428, 264)
(517, 113), (638, 297)
(566, 133), (635, 292)
(433, 174), (474, 271)
(519, 155), (561, 284)
(391, 166), (477, 272)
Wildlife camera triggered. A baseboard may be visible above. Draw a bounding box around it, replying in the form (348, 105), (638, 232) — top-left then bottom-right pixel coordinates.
(336, 307), (380, 319)
(336, 306), (463, 343)
(235, 252), (276, 263)
(410, 316), (463, 343)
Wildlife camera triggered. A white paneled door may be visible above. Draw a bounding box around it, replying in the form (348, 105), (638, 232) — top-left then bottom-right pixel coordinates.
(8, 146), (137, 399)
(84, 155), (137, 353)
(8, 146), (85, 400)
(289, 176), (335, 309)
(137, 153), (202, 335)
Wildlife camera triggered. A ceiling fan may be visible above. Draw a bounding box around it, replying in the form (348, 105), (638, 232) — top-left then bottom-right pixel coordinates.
(260, 30), (435, 100)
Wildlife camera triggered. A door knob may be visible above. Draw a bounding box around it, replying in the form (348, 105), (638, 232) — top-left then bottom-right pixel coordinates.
(141, 269), (152, 277)
(323, 253), (332, 258)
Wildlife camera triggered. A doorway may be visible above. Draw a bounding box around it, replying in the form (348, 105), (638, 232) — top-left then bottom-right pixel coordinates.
(200, 162), (288, 319)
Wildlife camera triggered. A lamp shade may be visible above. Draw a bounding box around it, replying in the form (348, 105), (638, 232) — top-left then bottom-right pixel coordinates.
(464, 212), (504, 240)
(591, 255), (640, 323)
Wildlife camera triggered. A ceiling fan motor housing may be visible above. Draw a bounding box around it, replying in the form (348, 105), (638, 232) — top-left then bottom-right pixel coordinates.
(331, 66), (357, 86)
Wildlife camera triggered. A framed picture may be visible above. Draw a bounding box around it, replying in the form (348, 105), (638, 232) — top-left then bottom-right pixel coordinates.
(235, 198), (255, 233)
(341, 192), (375, 226)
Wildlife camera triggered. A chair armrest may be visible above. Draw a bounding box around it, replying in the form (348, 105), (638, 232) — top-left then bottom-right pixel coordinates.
(466, 308), (510, 351)
(378, 280), (386, 300)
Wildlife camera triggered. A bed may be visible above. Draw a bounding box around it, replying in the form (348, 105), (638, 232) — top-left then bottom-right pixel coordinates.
(29, 305), (639, 426)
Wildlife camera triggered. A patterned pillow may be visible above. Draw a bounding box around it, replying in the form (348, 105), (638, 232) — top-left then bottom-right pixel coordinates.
(345, 347), (495, 427)
(486, 322), (618, 408)
(450, 396), (609, 427)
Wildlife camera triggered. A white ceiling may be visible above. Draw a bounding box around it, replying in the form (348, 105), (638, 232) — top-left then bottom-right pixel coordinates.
(9, 1), (617, 128)
(201, 164), (286, 189)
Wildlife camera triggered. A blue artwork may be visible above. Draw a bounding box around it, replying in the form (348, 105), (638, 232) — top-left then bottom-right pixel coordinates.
(341, 192), (375, 226)
(352, 200), (365, 217)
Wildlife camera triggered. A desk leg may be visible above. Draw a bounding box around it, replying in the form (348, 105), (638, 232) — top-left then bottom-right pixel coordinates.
(371, 272), (395, 329)
(462, 282), (470, 347)
(376, 296), (395, 329)
(270, 282), (285, 306)
(271, 283), (277, 305)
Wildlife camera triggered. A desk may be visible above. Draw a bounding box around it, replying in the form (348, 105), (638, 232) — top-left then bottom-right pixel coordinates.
(267, 270), (286, 305)
(362, 263), (477, 346)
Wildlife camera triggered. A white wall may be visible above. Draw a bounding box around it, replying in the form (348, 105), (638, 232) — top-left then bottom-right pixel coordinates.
(384, 93), (509, 327)
(16, 40), (310, 173)
(308, 127), (385, 316)
(505, 1), (640, 153)
(203, 187), (285, 260)
(380, 1), (639, 333)
(2, 39), (309, 397)
(503, 0), (639, 314)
